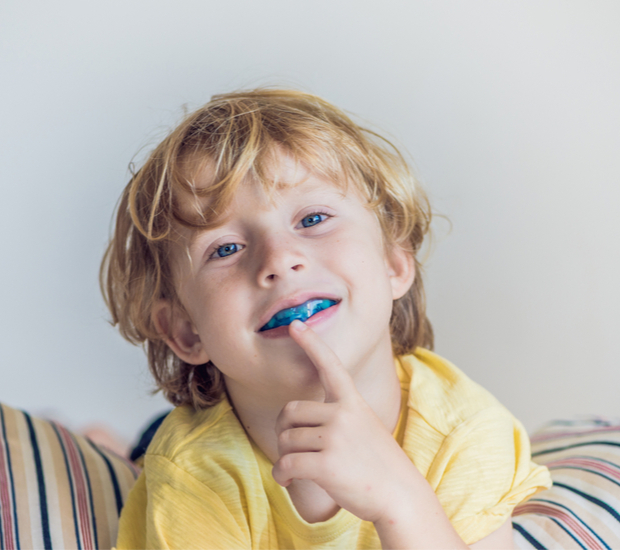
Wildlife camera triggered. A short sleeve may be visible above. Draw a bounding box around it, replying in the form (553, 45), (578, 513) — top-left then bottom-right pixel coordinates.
(117, 455), (251, 550)
(426, 407), (551, 545)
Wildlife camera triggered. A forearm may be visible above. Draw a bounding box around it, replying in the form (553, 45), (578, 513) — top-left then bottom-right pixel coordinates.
(373, 469), (468, 550)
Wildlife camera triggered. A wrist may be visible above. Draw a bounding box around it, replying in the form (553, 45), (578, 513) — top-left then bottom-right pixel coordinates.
(372, 473), (468, 550)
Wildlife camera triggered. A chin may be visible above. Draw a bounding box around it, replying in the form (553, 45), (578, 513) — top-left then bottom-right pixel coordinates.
(276, 359), (324, 397)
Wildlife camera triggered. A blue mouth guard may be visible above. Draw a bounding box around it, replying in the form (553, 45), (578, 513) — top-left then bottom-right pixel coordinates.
(259, 299), (337, 331)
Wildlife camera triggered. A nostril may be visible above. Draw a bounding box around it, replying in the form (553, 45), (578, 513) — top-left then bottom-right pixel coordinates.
(262, 262), (304, 283)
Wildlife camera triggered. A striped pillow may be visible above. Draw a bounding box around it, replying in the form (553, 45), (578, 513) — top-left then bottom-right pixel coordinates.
(0, 403), (139, 550)
(512, 417), (620, 549)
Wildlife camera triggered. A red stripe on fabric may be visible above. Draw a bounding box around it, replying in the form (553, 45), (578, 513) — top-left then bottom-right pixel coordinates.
(514, 502), (604, 550)
(56, 424), (95, 550)
(59, 425), (94, 550)
(0, 435), (16, 550)
(547, 457), (620, 481)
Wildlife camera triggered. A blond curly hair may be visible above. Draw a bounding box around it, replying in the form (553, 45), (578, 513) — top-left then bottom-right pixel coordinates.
(100, 88), (433, 409)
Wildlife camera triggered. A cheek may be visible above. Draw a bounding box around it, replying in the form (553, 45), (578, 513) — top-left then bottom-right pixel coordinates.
(346, 231), (395, 299)
(337, 228), (389, 279)
(183, 277), (231, 330)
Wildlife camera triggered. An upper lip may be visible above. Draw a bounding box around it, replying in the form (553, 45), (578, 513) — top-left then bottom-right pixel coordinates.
(256, 291), (341, 331)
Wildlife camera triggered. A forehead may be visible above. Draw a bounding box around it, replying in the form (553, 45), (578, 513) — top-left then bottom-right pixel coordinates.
(169, 156), (371, 260)
(176, 151), (355, 227)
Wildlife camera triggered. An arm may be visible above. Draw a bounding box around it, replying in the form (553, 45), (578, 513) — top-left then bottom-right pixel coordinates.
(273, 320), (472, 549)
(375, 510), (514, 550)
(374, 488), (514, 549)
(470, 519), (514, 549)
(372, 468), (468, 549)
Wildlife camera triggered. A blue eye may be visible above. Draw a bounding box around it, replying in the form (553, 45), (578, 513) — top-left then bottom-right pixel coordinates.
(216, 243), (239, 257)
(301, 213), (325, 228)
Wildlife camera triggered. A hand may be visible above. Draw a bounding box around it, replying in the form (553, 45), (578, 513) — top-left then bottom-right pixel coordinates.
(271, 319), (419, 523)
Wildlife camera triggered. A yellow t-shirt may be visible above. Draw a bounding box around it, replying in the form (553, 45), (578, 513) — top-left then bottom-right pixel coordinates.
(117, 349), (551, 549)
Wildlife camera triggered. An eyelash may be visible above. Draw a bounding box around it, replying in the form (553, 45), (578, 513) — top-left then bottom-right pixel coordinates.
(299, 210), (331, 228)
(209, 210), (332, 260)
(210, 243), (243, 259)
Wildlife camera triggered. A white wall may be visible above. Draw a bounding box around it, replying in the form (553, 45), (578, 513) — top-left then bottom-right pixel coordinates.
(1, 1), (618, 444)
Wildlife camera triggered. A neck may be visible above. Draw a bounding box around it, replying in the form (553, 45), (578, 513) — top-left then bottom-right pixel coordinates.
(225, 333), (401, 523)
(225, 334), (401, 465)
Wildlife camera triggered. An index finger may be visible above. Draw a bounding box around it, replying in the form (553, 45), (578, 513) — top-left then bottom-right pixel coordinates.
(288, 319), (357, 403)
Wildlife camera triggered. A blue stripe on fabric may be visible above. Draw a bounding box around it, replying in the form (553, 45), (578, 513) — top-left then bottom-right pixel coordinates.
(51, 423), (81, 550)
(86, 439), (123, 515)
(0, 405), (21, 550)
(0, 407), (5, 550)
(512, 522), (546, 549)
(554, 481), (620, 523)
(533, 441), (620, 457)
(23, 412), (51, 550)
(548, 517), (588, 550)
(72, 433), (97, 548)
(529, 497), (611, 550)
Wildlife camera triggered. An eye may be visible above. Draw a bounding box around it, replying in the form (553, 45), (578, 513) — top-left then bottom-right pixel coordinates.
(300, 212), (329, 228)
(212, 243), (242, 258)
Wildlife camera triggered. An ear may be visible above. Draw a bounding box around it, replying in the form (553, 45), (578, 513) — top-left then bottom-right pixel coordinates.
(151, 299), (210, 365)
(385, 244), (416, 300)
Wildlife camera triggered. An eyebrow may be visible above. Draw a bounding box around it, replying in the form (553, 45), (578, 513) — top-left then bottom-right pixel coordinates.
(183, 179), (348, 246)
(185, 220), (225, 250)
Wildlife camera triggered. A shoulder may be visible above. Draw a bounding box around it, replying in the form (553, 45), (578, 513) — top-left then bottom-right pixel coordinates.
(146, 399), (246, 462)
(399, 349), (551, 545)
(145, 399), (257, 480)
(118, 400), (258, 548)
(402, 348), (504, 436)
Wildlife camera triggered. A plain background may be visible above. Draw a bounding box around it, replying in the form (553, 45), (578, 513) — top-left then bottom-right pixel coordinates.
(1, 1), (618, 446)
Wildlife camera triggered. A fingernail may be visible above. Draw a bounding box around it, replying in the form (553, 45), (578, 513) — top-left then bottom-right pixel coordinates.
(290, 320), (307, 332)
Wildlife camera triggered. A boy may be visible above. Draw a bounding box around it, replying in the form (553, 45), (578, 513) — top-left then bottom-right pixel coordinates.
(104, 89), (550, 548)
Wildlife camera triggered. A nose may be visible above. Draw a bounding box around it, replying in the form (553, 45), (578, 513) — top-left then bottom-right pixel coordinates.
(256, 233), (306, 286)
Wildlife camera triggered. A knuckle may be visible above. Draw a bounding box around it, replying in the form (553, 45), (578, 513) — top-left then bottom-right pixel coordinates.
(280, 453), (301, 473)
(272, 462), (286, 485)
(278, 428), (292, 445)
(279, 454), (292, 471)
(282, 400), (300, 416)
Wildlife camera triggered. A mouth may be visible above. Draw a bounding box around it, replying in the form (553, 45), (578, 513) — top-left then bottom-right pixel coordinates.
(259, 298), (339, 332)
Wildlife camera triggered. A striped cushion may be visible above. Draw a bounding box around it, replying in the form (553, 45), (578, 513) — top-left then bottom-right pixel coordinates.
(0, 403), (139, 550)
(513, 417), (620, 549)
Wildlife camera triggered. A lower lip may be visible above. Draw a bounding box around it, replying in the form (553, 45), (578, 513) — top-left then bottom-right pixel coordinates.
(258, 301), (340, 339)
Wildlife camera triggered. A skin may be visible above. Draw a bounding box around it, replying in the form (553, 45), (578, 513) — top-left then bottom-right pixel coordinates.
(153, 155), (514, 549)
(278, 320), (513, 549)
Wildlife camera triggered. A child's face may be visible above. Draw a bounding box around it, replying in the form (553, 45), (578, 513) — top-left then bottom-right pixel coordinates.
(156, 153), (414, 402)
